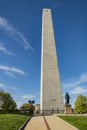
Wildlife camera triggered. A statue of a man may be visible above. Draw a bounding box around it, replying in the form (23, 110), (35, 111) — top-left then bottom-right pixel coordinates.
(65, 92), (70, 104)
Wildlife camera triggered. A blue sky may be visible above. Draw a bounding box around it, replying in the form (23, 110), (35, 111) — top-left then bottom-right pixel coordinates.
(0, 0), (87, 108)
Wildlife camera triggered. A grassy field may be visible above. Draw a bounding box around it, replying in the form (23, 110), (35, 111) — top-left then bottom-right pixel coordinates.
(58, 116), (87, 130)
(0, 114), (28, 130)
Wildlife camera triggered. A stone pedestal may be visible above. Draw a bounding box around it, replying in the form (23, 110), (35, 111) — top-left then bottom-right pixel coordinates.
(64, 104), (73, 114)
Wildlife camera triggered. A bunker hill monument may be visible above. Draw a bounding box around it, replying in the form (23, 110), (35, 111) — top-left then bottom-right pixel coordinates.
(40, 8), (64, 113)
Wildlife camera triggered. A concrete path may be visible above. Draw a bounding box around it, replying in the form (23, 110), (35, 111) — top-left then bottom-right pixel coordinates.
(24, 115), (78, 130)
(45, 115), (77, 130)
(24, 116), (47, 130)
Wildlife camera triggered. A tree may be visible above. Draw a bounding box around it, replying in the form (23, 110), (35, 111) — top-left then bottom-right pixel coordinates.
(20, 102), (35, 115)
(28, 100), (35, 115)
(20, 103), (31, 111)
(74, 95), (87, 113)
(29, 105), (35, 115)
(0, 90), (17, 111)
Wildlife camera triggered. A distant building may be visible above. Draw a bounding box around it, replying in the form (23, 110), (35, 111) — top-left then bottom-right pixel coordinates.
(0, 97), (3, 109)
(34, 104), (40, 113)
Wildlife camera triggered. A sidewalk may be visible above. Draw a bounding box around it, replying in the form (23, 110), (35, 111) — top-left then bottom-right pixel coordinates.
(24, 116), (47, 130)
(24, 115), (78, 130)
(45, 115), (78, 130)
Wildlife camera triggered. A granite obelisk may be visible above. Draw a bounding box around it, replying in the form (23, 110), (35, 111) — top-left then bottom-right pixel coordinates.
(40, 9), (64, 113)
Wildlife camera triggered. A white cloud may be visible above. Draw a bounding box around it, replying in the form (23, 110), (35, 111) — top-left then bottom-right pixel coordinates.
(52, 0), (63, 9)
(62, 73), (87, 88)
(11, 86), (18, 91)
(70, 87), (87, 94)
(0, 44), (14, 56)
(0, 65), (25, 75)
(10, 86), (22, 92)
(5, 71), (15, 78)
(0, 83), (5, 88)
(0, 82), (21, 95)
(0, 17), (34, 51)
(21, 94), (35, 99)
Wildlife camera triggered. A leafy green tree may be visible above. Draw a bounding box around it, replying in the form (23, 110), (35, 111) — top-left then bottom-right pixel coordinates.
(74, 95), (87, 113)
(28, 100), (35, 115)
(0, 90), (17, 111)
(29, 105), (35, 115)
(20, 102), (35, 115)
(20, 103), (30, 111)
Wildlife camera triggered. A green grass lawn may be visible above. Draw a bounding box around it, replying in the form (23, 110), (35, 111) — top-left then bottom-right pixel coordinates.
(0, 114), (28, 130)
(58, 116), (87, 130)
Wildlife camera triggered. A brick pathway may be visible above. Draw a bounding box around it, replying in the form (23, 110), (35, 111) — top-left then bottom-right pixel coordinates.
(24, 115), (78, 130)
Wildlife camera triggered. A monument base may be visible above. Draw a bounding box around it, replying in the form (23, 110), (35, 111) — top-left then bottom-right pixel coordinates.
(64, 104), (73, 114)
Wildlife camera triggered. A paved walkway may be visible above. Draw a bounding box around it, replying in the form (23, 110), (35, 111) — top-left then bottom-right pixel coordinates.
(45, 115), (77, 130)
(24, 115), (78, 130)
(24, 116), (47, 130)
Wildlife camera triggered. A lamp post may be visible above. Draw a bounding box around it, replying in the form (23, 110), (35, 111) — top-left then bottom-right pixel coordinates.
(28, 100), (35, 105)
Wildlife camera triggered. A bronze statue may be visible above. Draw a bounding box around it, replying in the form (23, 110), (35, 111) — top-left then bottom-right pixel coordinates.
(65, 92), (70, 104)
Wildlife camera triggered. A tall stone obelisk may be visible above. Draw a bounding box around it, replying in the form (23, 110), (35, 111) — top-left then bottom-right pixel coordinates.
(40, 9), (64, 113)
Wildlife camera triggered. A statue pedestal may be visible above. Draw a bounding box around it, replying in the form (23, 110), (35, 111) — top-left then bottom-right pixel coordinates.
(64, 104), (73, 114)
